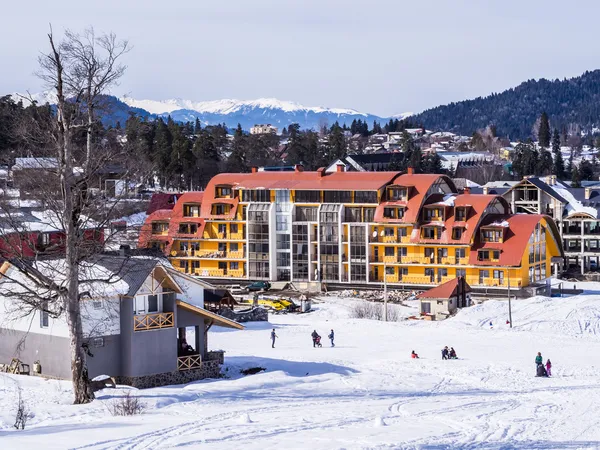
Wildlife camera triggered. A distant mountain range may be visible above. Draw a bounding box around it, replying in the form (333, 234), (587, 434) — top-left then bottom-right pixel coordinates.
(13, 92), (409, 131)
(119, 96), (399, 131)
(411, 69), (600, 139)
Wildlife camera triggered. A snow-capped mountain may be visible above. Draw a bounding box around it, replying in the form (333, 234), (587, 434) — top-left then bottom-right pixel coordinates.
(10, 92), (398, 130)
(119, 96), (386, 130)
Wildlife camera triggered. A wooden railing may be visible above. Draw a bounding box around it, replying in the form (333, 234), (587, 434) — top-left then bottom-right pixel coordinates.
(177, 354), (202, 371)
(194, 269), (225, 277)
(228, 269), (245, 278)
(133, 312), (174, 331)
(400, 275), (435, 285)
(228, 251), (245, 259)
(400, 236), (411, 243)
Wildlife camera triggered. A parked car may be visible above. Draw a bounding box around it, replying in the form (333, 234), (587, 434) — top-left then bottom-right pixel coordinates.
(246, 281), (271, 292)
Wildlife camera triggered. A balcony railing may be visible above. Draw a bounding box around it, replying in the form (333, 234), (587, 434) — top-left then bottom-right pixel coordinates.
(194, 269), (225, 277)
(133, 312), (174, 331)
(177, 354), (202, 371)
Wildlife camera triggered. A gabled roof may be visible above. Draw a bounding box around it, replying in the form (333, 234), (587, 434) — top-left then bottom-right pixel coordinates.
(417, 277), (472, 300)
(525, 178), (568, 204)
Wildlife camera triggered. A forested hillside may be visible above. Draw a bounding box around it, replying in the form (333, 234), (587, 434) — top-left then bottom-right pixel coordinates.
(411, 70), (600, 139)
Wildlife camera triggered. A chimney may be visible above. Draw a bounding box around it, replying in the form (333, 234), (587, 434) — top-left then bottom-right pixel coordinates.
(483, 186), (489, 195)
(407, 167), (414, 175)
(585, 187), (591, 200)
(251, 166), (258, 174)
(336, 163), (345, 173)
(464, 186), (471, 195)
(551, 175), (556, 186)
(294, 164), (304, 172)
(119, 244), (131, 257)
(317, 167), (325, 177)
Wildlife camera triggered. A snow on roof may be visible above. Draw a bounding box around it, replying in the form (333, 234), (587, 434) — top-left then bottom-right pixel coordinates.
(433, 194), (457, 207)
(13, 158), (58, 170)
(488, 220), (510, 228)
(552, 182), (598, 218)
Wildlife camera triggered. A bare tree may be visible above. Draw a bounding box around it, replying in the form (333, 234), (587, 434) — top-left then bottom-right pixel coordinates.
(0, 27), (133, 404)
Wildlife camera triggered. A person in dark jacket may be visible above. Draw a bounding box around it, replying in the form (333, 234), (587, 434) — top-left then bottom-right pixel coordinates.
(442, 346), (449, 360)
(311, 330), (320, 348)
(270, 329), (278, 348)
(449, 347), (457, 359)
(328, 329), (335, 347)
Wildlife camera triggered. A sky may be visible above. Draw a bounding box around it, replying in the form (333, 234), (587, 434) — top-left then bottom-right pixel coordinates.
(2, 0), (600, 117)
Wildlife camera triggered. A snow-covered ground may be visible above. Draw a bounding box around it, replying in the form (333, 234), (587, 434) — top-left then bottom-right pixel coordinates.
(4, 290), (600, 448)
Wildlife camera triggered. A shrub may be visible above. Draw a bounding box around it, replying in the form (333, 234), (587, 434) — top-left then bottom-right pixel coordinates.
(14, 388), (32, 430)
(349, 301), (400, 321)
(108, 391), (145, 416)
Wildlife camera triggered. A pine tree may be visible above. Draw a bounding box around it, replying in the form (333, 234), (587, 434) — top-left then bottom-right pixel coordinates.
(538, 112), (551, 148)
(571, 166), (582, 187)
(579, 160), (594, 181)
(551, 128), (565, 178)
(537, 149), (553, 176)
(194, 118), (201, 134)
(226, 123), (248, 173)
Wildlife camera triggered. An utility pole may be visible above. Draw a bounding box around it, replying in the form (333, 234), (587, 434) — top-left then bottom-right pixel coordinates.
(508, 277), (513, 328)
(384, 259), (388, 322)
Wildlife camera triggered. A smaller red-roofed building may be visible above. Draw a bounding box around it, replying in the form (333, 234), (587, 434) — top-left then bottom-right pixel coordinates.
(417, 277), (472, 320)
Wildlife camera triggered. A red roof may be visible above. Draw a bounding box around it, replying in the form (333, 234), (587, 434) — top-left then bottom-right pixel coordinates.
(146, 193), (183, 215)
(138, 209), (173, 248)
(468, 214), (554, 267)
(374, 174), (456, 224)
(417, 277), (472, 299)
(411, 194), (510, 245)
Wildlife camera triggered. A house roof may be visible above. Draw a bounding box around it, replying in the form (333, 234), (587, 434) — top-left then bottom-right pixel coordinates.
(176, 300), (244, 329)
(146, 193), (182, 215)
(410, 194), (509, 245)
(374, 174), (456, 224)
(417, 277), (472, 300)
(468, 214), (562, 267)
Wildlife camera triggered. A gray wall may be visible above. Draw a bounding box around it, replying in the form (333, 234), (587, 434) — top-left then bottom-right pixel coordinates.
(0, 328), (71, 379)
(120, 296), (177, 377)
(86, 334), (122, 379)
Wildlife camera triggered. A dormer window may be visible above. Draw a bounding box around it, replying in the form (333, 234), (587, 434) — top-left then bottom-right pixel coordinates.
(455, 207), (467, 221)
(422, 226), (440, 239)
(452, 227), (464, 240)
(383, 207), (405, 219)
(212, 204), (230, 216)
(151, 222), (169, 234)
(178, 223), (198, 234)
(183, 204), (200, 217)
(478, 250), (500, 261)
(216, 186), (233, 198)
(481, 228), (503, 243)
(424, 207), (444, 221)
(388, 186), (408, 201)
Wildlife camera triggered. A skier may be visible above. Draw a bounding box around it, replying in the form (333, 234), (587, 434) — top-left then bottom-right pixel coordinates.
(270, 328), (277, 348)
(489, 321), (493, 329)
(311, 330), (320, 348)
(546, 359), (552, 377)
(442, 346), (449, 360)
(328, 329), (335, 347)
(411, 350), (419, 359)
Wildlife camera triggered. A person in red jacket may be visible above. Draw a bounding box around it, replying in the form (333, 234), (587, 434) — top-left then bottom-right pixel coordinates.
(411, 350), (419, 359)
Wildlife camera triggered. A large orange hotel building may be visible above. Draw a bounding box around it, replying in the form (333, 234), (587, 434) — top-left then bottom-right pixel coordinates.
(139, 166), (564, 290)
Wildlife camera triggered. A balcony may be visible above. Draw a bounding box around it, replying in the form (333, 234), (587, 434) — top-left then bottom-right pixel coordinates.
(400, 275), (435, 285)
(400, 236), (410, 243)
(193, 268), (225, 277)
(382, 235), (397, 243)
(228, 269), (245, 278)
(177, 354), (202, 371)
(133, 312), (174, 331)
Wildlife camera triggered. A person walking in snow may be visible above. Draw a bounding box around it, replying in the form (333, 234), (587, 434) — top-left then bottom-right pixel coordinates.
(535, 352), (543, 367)
(442, 346), (449, 360)
(311, 330), (320, 348)
(489, 321), (493, 329)
(328, 329), (335, 347)
(546, 359), (552, 377)
(270, 329), (278, 348)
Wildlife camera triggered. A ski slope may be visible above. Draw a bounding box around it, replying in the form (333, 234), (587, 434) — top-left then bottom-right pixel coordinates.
(3, 292), (600, 449)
